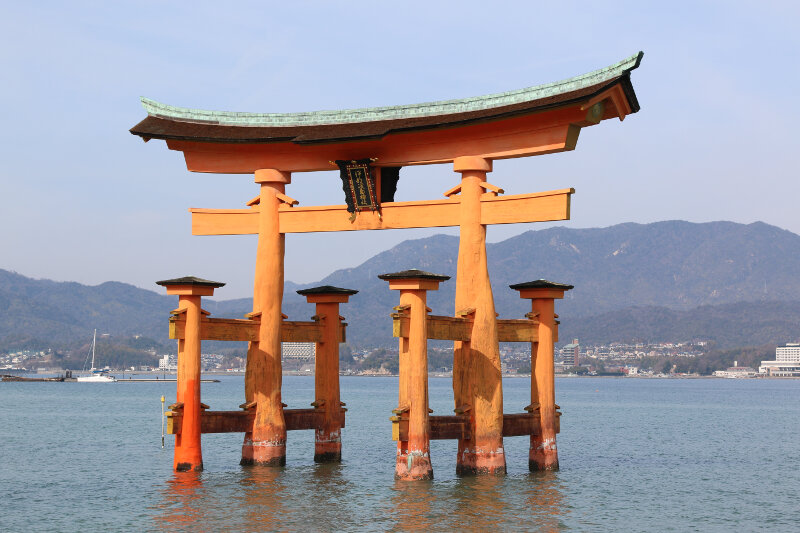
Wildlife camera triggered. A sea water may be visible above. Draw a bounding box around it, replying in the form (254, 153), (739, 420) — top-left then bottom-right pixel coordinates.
(0, 376), (798, 532)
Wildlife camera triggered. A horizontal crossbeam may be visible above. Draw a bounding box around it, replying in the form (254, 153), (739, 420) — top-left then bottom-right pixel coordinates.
(168, 316), (346, 343)
(391, 315), (540, 343)
(166, 407), (346, 434)
(190, 188), (572, 235)
(391, 412), (559, 441)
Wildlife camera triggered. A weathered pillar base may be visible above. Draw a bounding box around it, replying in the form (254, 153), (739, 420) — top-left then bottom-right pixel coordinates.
(175, 457), (203, 472)
(529, 437), (559, 471)
(240, 435), (287, 467)
(174, 425), (204, 473)
(395, 450), (433, 481)
(456, 444), (507, 476)
(314, 429), (342, 463)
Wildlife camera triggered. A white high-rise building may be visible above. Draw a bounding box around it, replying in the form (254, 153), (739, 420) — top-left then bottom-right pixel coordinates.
(759, 343), (800, 376)
(158, 354), (177, 371)
(281, 342), (315, 361)
(776, 343), (800, 363)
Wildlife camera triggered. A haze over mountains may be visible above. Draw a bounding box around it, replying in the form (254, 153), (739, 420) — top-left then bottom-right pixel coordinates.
(2, 220), (799, 352)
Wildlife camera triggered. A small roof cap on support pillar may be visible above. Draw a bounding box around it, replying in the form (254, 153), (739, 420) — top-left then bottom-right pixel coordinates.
(509, 279), (573, 291)
(156, 276), (225, 296)
(510, 279), (573, 300)
(379, 269), (450, 291)
(296, 285), (359, 296)
(378, 269), (451, 281)
(297, 285), (358, 303)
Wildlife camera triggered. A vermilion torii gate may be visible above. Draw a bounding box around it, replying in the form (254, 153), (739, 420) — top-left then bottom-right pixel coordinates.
(133, 52), (642, 476)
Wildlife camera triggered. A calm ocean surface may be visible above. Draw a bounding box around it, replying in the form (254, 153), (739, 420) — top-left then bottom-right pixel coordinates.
(1, 376), (798, 532)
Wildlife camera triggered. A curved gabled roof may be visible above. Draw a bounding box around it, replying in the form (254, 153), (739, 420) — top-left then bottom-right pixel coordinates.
(131, 52), (642, 145)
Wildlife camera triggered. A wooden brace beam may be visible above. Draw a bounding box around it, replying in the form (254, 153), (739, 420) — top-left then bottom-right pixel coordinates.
(166, 408), (347, 434)
(390, 412), (559, 441)
(391, 315), (539, 343)
(169, 316), (346, 343)
(190, 188), (573, 235)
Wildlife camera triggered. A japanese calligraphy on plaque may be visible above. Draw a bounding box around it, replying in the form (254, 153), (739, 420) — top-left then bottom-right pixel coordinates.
(336, 159), (380, 219)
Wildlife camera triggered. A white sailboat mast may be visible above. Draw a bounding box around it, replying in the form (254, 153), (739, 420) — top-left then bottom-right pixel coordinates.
(90, 329), (97, 371)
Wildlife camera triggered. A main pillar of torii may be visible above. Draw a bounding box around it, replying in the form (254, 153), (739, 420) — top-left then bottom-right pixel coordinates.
(130, 52), (643, 473)
(451, 156), (505, 474)
(241, 169), (291, 466)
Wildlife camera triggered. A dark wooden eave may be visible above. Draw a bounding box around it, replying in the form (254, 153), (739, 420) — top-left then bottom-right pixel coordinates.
(130, 53), (642, 146)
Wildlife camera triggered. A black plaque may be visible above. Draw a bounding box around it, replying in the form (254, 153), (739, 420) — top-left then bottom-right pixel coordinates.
(336, 159), (379, 214)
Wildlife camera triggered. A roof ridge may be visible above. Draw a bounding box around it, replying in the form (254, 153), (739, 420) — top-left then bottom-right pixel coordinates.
(140, 52), (642, 128)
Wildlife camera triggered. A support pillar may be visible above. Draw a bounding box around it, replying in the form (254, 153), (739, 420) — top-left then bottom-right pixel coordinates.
(511, 280), (573, 471)
(157, 276), (225, 472)
(297, 285), (358, 462)
(380, 269), (449, 480)
(452, 156), (505, 475)
(242, 169), (291, 466)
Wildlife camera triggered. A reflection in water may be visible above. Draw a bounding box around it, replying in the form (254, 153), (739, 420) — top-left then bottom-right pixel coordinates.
(524, 471), (568, 532)
(148, 464), (566, 531)
(388, 473), (566, 531)
(451, 476), (508, 530)
(239, 467), (288, 526)
(152, 472), (207, 531)
(390, 479), (434, 531)
(238, 463), (358, 531)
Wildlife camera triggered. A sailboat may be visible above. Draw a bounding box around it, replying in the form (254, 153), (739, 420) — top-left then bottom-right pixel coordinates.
(77, 329), (116, 382)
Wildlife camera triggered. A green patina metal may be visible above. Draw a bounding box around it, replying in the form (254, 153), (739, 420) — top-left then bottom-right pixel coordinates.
(141, 52), (642, 127)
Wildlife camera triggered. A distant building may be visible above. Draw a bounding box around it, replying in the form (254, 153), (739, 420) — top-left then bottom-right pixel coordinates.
(759, 343), (800, 377)
(282, 342), (315, 361)
(714, 360), (757, 378)
(159, 354), (177, 371)
(560, 339), (580, 367)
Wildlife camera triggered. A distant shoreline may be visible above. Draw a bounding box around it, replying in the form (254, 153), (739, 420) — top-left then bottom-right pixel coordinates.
(5, 370), (797, 381)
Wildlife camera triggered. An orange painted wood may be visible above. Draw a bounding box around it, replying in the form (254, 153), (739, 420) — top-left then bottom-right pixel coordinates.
(405, 288), (433, 478)
(479, 189), (572, 225)
(167, 109), (584, 174)
(396, 293), (412, 444)
(452, 161), (506, 475)
(530, 298), (559, 471)
(393, 315), (538, 343)
(392, 413), (558, 441)
(173, 294), (203, 471)
(280, 321), (324, 343)
(394, 415), (470, 442)
(168, 408), (346, 434)
(501, 413), (560, 437)
(191, 208), (257, 235)
(242, 179), (287, 466)
(189, 188), (572, 235)
(170, 317), (258, 342)
(312, 299), (345, 462)
(392, 314), (470, 341)
(425, 315), (470, 341)
(285, 408), (322, 431)
(496, 319), (539, 343)
(386, 278), (441, 480)
(168, 317), (345, 343)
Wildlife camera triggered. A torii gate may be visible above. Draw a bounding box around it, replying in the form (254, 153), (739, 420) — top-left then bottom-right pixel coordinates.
(133, 52), (643, 477)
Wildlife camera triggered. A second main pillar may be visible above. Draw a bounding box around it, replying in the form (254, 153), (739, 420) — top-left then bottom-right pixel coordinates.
(242, 169), (291, 466)
(452, 156), (505, 475)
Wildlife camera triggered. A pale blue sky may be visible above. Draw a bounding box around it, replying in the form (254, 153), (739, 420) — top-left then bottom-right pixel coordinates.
(1, 1), (798, 299)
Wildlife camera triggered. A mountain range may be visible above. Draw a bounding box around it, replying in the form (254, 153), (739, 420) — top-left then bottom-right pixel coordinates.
(2, 220), (799, 352)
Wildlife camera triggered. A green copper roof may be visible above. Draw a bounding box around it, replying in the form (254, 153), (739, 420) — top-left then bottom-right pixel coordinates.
(141, 52), (642, 128)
